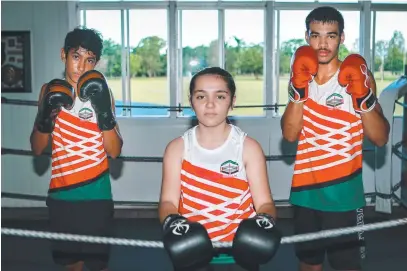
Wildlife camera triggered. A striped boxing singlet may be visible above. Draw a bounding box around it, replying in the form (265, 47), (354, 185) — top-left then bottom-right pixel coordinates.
(49, 95), (109, 193)
(289, 69), (366, 212)
(178, 124), (256, 242)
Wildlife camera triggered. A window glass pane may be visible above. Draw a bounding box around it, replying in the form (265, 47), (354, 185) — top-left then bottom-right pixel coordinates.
(372, 0), (407, 3)
(278, 10), (360, 110)
(129, 9), (168, 117)
(275, 0), (314, 2)
(80, 0), (163, 1)
(225, 10), (264, 117)
(277, 10), (309, 110)
(80, 10), (85, 24)
(318, 0), (358, 2)
(82, 10), (123, 116)
(340, 11), (361, 56)
(180, 10), (218, 117)
(373, 11), (407, 116)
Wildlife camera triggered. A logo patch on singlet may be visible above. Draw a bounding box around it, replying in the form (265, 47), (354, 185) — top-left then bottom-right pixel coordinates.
(220, 160), (239, 176)
(326, 93), (344, 108)
(78, 107), (94, 120)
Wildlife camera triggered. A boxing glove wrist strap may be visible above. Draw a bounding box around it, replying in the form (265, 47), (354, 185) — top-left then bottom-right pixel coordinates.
(353, 88), (377, 113)
(288, 83), (307, 104)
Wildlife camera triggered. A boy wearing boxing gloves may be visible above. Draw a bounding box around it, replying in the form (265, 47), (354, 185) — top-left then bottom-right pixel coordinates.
(281, 6), (389, 271)
(30, 27), (122, 271)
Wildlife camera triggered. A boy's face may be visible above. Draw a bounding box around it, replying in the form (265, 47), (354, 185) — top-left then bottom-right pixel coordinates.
(305, 21), (344, 64)
(61, 47), (97, 87)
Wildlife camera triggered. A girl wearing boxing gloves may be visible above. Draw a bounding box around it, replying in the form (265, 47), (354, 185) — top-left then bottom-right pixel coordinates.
(281, 6), (390, 271)
(158, 67), (281, 271)
(30, 27), (123, 271)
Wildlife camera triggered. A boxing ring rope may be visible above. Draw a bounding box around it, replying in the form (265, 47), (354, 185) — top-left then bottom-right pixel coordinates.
(2, 218), (407, 248)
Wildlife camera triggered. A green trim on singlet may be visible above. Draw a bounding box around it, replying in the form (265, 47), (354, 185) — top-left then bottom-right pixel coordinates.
(210, 254), (236, 265)
(48, 172), (112, 201)
(289, 172), (366, 212)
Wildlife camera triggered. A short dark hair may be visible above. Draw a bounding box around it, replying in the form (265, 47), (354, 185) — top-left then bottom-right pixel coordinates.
(305, 6), (344, 35)
(64, 26), (103, 62)
(189, 67), (236, 99)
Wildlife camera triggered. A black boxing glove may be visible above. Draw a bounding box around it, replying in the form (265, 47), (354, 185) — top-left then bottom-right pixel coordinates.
(232, 213), (281, 266)
(162, 214), (214, 270)
(35, 79), (75, 133)
(77, 70), (116, 131)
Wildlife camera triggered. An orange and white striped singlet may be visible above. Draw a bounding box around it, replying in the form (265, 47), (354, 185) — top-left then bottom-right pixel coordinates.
(49, 96), (109, 192)
(291, 69), (364, 191)
(178, 125), (256, 242)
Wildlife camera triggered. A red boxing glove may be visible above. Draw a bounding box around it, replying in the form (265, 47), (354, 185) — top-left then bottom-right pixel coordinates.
(338, 54), (376, 113)
(289, 46), (318, 103)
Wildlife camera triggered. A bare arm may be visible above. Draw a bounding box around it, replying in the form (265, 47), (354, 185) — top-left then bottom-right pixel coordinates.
(158, 137), (184, 223)
(102, 91), (123, 158)
(281, 83), (304, 142)
(243, 137), (277, 219)
(360, 71), (390, 147)
(30, 85), (51, 155)
(281, 102), (304, 142)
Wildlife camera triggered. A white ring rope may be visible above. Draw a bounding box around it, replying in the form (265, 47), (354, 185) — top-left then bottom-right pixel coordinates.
(2, 218), (407, 249)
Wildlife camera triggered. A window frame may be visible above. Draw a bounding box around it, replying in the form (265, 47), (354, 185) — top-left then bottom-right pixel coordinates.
(77, 0), (407, 119)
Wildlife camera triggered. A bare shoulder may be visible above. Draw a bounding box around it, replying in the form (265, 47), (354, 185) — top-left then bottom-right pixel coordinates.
(243, 136), (265, 159)
(164, 136), (184, 160)
(244, 136), (262, 149)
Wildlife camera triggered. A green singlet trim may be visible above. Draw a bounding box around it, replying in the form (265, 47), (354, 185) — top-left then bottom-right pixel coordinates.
(48, 173), (112, 201)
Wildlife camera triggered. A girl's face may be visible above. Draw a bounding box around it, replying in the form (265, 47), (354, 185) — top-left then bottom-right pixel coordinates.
(190, 74), (235, 128)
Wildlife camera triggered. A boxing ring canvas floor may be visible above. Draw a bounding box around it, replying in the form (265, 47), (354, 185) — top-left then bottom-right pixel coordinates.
(2, 209), (407, 271)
